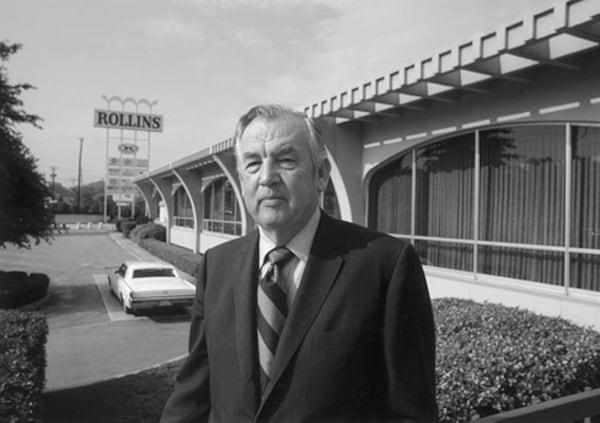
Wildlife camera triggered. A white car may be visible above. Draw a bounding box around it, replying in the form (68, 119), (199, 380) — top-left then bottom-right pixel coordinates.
(107, 261), (196, 314)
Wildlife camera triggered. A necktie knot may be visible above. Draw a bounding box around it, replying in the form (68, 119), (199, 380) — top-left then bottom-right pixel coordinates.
(267, 247), (294, 267)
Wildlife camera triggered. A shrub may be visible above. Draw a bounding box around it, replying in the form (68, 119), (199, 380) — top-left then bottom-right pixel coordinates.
(0, 310), (48, 423)
(115, 218), (135, 232)
(0, 271), (50, 309)
(130, 222), (166, 244)
(135, 215), (151, 225)
(139, 238), (203, 278)
(121, 221), (138, 238)
(434, 298), (600, 422)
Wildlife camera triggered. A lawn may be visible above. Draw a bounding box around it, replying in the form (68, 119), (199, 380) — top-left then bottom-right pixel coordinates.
(43, 360), (182, 423)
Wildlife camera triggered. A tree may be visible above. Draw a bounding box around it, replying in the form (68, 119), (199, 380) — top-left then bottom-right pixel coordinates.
(0, 42), (53, 248)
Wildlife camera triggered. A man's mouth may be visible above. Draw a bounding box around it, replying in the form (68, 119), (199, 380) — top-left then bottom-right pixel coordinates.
(260, 197), (285, 206)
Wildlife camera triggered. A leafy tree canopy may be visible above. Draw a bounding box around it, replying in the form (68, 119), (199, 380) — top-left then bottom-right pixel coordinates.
(0, 41), (54, 248)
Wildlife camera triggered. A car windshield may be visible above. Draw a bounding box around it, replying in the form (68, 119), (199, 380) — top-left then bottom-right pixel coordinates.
(132, 268), (175, 278)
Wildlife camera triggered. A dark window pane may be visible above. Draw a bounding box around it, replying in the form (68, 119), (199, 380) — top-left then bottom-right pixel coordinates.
(571, 126), (600, 249)
(203, 185), (212, 219)
(479, 126), (565, 245)
(478, 246), (563, 285)
(570, 254), (600, 292)
(416, 133), (474, 238)
(370, 153), (412, 233)
(322, 180), (341, 219)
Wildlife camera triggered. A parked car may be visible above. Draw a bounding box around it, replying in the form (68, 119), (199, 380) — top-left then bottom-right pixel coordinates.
(107, 261), (195, 314)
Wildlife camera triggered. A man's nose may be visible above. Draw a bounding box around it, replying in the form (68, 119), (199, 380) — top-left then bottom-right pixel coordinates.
(259, 159), (279, 186)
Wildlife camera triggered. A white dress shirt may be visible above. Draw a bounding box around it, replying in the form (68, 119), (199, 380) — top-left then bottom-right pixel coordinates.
(258, 207), (321, 308)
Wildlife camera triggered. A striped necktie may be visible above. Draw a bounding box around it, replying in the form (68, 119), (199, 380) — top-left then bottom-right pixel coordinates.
(257, 247), (294, 392)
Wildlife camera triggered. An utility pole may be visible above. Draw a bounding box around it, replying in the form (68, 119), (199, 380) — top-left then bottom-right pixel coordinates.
(77, 138), (84, 209)
(49, 166), (58, 198)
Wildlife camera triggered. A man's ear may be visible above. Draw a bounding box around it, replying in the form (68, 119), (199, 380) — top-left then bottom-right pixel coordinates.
(316, 158), (331, 192)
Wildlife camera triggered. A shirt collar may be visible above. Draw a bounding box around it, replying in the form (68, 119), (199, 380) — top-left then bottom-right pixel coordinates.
(258, 207), (321, 267)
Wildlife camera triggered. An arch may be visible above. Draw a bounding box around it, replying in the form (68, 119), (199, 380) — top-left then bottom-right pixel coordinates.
(202, 176), (243, 236)
(325, 148), (352, 222)
(213, 154), (248, 234)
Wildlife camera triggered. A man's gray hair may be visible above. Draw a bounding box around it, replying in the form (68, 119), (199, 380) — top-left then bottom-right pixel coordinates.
(234, 104), (328, 169)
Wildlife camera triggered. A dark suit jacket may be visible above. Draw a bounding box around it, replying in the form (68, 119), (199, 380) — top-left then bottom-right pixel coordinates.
(161, 213), (437, 422)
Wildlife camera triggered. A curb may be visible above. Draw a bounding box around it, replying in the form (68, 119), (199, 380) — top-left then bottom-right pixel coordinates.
(43, 353), (189, 393)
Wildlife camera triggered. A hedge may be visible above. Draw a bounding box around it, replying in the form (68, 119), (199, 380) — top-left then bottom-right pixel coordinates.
(130, 222), (166, 243)
(138, 238), (203, 278)
(434, 298), (600, 422)
(0, 310), (48, 423)
(121, 221), (138, 238)
(0, 271), (50, 309)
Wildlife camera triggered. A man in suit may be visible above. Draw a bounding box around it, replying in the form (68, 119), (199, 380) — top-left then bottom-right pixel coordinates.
(161, 104), (437, 422)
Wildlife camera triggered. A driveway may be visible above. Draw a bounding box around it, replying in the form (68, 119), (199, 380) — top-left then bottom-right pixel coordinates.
(0, 231), (191, 391)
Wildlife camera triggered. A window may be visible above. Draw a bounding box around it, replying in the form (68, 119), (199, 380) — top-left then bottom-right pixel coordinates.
(321, 180), (341, 219)
(369, 123), (600, 292)
(132, 268), (175, 278)
(174, 187), (194, 228)
(203, 178), (242, 235)
(369, 153), (412, 235)
(477, 126), (565, 285)
(570, 126), (600, 291)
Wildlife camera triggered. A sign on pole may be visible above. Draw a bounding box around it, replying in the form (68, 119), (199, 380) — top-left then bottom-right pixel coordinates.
(95, 96), (161, 222)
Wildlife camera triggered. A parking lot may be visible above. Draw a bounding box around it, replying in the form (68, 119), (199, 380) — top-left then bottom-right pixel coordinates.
(0, 232), (191, 390)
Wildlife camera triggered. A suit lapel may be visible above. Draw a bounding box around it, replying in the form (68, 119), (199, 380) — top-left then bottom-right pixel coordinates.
(261, 214), (343, 402)
(233, 232), (260, 385)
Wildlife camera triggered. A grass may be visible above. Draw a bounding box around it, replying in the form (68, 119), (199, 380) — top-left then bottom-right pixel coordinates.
(43, 360), (183, 423)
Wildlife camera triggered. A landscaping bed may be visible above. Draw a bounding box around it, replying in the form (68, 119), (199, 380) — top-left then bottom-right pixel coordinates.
(41, 298), (600, 422)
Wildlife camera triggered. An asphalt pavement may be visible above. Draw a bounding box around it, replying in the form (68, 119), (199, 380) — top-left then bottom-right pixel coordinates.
(3, 229), (194, 392)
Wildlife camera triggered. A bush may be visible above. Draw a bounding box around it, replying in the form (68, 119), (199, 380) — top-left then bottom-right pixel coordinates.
(434, 298), (600, 422)
(135, 215), (151, 225)
(115, 218), (135, 233)
(121, 221), (138, 238)
(139, 238), (203, 278)
(0, 310), (48, 423)
(130, 222), (166, 244)
(0, 271), (50, 309)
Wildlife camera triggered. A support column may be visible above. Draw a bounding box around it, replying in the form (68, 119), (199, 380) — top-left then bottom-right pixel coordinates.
(172, 167), (203, 254)
(318, 118), (364, 224)
(135, 180), (159, 220)
(213, 151), (254, 234)
(149, 176), (174, 244)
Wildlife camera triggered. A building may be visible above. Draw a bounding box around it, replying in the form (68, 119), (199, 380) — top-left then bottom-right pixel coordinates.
(135, 0), (600, 330)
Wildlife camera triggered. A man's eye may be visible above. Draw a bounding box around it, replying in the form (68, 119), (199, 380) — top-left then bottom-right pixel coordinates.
(244, 161), (260, 172)
(280, 158), (296, 168)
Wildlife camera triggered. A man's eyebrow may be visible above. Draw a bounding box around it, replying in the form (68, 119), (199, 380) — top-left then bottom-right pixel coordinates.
(241, 151), (261, 160)
(272, 144), (297, 156)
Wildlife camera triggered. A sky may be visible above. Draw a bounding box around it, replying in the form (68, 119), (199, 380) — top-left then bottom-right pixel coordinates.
(2, 0), (550, 186)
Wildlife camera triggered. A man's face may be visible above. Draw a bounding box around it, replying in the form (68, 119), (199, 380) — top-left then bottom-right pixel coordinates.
(237, 115), (329, 243)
